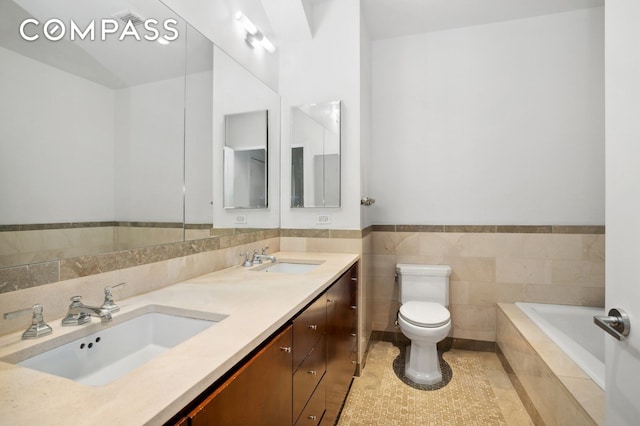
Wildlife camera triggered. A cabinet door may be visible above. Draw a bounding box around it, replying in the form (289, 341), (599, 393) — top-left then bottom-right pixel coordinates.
(189, 325), (293, 426)
(324, 264), (358, 425)
(293, 296), (327, 369)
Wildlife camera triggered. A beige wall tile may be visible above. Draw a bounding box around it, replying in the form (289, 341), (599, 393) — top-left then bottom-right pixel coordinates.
(306, 237), (363, 253)
(467, 281), (497, 306)
(467, 233), (523, 258)
(449, 280), (469, 305)
(371, 254), (396, 277)
(583, 235), (605, 262)
(419, 232), (469, 257)
(450, 304), (496, 341)
(445, 257), (496, 282)
(550, 259), (605, 286)
(279, 237), (307, 252)
(496, 258), (551, 284)
(522, 234), (584, 260)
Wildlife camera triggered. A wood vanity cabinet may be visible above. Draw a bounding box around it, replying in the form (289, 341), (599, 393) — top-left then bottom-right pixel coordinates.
(323, 265), (358, 425)
(187, 324), (293, 426)
(293, 295), (328, 424)
(170, 262), (358, 426)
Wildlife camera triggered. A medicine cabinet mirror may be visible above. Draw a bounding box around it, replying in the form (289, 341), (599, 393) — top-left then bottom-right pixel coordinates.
(290, 101), (341, 208)
(223, 111), (268, 209)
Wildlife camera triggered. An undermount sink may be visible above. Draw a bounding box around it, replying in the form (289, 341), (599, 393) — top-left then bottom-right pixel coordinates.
(5, 305), (226, 386)
(254, 260), (322, 274)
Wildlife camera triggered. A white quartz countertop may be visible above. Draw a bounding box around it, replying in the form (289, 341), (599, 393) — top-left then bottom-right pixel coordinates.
(0, 251), (359, 425)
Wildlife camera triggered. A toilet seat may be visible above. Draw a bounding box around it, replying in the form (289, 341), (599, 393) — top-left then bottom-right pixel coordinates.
(399, 301), (450, 328)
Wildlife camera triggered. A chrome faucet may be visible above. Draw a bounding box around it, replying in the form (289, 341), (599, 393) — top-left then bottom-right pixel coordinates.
(251, 247), (277, 264)
(62, 296), (112, 326)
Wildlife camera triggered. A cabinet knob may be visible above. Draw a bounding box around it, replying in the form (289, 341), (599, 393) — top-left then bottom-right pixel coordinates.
(351, 333), (357, 337)
(350, 305), (357, 310)
(280, 346), (292, 353)
(308, 370), (317, 375)
(308, 415), (317, 420)
(351, 277), (357, 282)
(308, 324), (318, 330)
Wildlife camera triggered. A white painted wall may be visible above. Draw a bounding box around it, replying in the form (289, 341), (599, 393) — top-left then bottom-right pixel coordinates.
(213, 46), (280, 229)
(185, 69), (214, 225)
(0, 47), (114, 224)
(360, 10), (373, 228)
(279, 0), (363, 230)
(114, 76), (185, 222)
(370, 8), (605, 225)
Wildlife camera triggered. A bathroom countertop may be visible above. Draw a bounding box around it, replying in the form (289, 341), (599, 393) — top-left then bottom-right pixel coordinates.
(0, 251), (359, 425)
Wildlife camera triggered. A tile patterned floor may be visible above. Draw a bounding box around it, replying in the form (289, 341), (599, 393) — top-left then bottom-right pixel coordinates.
(338, 339), (533, 425)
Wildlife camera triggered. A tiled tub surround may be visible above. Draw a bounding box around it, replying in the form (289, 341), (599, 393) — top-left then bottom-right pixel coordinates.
(497, 303), (604, 425)
(371, 226), (605, 342)
(0, 252), (359, 425)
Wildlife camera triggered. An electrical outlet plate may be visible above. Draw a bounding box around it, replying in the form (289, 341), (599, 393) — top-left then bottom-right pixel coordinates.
(316, 215), (331, 225)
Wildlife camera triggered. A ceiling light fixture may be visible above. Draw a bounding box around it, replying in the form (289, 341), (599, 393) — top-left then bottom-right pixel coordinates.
(235, 11), (276, 53)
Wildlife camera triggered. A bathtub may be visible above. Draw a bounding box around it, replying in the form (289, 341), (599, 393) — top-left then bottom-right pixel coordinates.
(515, 302), (605, 390)
(498, 302), (606, 425)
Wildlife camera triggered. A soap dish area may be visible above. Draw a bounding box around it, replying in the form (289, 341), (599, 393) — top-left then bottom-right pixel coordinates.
(251, 260), (324, 274)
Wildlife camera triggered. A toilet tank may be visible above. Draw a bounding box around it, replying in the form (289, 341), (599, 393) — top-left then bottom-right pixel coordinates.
(396, 264), (452, 305)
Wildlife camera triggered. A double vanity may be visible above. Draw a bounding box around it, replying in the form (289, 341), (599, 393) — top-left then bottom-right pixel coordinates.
(0, 252), (359, 425)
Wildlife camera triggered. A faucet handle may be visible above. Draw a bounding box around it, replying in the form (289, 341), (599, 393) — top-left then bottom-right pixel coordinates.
(261, 246), (270, 255)
(102, 283), (126, 313)
(240, 252), (252, 267)
(252, 249), (262, 265)
(3, 304), (53, 340)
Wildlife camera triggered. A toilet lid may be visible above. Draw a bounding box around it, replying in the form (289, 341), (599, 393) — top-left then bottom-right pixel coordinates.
(399, 301), (450, 328)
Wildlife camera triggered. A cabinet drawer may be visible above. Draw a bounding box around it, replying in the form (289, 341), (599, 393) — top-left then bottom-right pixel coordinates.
(294, 336), (326, 420)
(293, 296), (326, 368)
(295, 378), (326, 426)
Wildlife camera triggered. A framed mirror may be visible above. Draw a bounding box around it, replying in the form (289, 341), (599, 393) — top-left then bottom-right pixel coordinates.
(223, 110), (268, 209)
(290, 101), (341, 208)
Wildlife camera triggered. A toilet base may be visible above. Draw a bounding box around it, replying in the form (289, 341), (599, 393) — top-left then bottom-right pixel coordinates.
(404, 343), (442, 385)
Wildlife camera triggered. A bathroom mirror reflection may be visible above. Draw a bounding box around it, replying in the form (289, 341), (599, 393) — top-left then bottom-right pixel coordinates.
(0, 0), (213, 268)
(290, 101), (341, 208)
(223, 111), (268, 209)
(212, 46), (280, 230)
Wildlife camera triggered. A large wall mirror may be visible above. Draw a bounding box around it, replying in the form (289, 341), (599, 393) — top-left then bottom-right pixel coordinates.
(212, 46), (280, 230)
(0, 0), (213, 268)
(290, 101), (341, 208)
(223, 110), (268, 209)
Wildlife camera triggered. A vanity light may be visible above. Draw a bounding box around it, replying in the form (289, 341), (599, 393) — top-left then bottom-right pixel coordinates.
(235, 11), (276, 53)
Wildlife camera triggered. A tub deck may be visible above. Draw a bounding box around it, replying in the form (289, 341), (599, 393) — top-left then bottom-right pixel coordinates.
(497, 303), (604, 425)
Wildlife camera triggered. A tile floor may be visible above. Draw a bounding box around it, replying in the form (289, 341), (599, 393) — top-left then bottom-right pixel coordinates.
(338, 338), (533, 425)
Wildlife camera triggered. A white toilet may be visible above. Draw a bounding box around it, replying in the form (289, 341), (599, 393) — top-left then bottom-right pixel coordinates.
(396, 264), (452, 385)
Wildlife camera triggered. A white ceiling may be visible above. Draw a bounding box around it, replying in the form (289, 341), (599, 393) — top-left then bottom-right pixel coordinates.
(361, 0), (604, 40)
